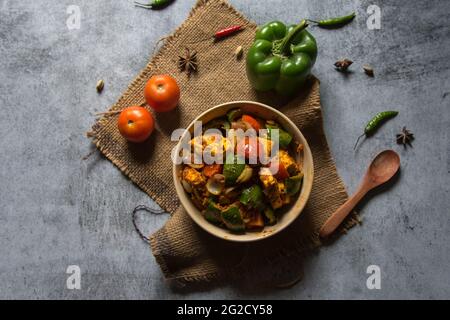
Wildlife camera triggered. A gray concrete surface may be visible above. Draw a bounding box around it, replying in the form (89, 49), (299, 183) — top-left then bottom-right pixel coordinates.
(0, 0), (449, 299)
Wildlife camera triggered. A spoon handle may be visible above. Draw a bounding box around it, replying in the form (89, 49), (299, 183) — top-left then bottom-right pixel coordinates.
(319, 185), (368, 238)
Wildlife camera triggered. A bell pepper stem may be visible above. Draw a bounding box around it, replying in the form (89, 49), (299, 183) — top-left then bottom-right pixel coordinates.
(277, 20), (308, 56)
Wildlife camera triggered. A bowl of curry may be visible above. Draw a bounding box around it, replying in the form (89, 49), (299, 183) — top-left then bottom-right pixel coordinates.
(173, 101), (313, 242)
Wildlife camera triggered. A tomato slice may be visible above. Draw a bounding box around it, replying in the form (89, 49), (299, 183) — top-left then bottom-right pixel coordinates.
(203, 164), (223, 178)
(241, 114), (261, 132)
(268, 160), (289, 179)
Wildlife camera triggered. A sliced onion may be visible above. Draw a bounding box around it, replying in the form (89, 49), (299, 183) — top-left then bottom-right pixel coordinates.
(181, 180), (192, 193)
(224, 186), (236, 195)
(187, 163), (204, 169)
(236, 166), (253, 183)
(213, 174), (225, 183)
(206, 174), (225, 195)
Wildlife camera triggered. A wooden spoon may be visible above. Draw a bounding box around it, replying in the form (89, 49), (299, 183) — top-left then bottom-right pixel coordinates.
(319, 150), (400, 238)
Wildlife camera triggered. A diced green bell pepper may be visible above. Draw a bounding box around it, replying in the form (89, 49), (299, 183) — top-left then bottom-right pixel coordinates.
(203, 199), (222, 224)
(204, 117), (231, 131)
(223, 154), (245, 185)
(239, 185), (264, 209)
(263, 207), (276, 225)
(285, 174), (303, 195)
(266, 124), (293, 148)
(221, 205), (245, 232)
(226, 108), (243, 122)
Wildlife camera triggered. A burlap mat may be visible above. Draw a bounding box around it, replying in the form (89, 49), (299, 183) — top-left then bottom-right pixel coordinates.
(89, 0), (359, 285)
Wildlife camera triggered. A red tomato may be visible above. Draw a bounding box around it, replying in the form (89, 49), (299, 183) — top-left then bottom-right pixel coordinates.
(237, 137), (263, 160)
(144, 74), (180, 112)
(241, 114), (262, 131)
(269, 160), (289, 179)
(203, 164), (223, 178)
(117, 106), (154, 143)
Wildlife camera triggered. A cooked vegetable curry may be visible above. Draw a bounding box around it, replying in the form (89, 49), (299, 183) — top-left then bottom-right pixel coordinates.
(180, 109), (304, 233)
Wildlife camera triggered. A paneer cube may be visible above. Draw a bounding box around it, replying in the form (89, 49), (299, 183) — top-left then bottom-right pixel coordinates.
(259, 169), (283, 209)
(182, 167), (206, 186)
(278, 150), (300, 176)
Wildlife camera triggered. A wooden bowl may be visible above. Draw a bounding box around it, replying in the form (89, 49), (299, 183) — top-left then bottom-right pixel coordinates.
(173, 101), (314, 242)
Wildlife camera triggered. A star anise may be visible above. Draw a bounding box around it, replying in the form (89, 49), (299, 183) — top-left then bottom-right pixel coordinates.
(334, 58), (353, 72)
(178, 47), (198, 76)
(396, 126), (414, 147)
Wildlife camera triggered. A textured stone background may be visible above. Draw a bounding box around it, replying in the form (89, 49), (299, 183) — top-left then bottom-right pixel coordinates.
(0, 0), (449, 299)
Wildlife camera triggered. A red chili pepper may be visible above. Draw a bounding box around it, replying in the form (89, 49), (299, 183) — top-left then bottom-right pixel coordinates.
(214, 25), (243, 39)
(188, 25), (245, 44)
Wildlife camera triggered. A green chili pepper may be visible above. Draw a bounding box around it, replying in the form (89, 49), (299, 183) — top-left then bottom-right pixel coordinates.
(354, 111), (399, 149)
(309, 12), (356, 28)
(134, 0), (174, 10)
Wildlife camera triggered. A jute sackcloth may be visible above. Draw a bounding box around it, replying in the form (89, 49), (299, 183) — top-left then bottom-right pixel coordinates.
(89, 0), (359, 284)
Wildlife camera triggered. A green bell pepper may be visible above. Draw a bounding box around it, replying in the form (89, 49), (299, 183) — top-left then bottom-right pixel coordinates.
(246, 20), (318, 96)
(203, 117), (231, 131)
(240, 185), (264, 209)
(285, 174), (303, 195)
(265, 123), (293, 149)
(203, 199), (222, 225)
(226, 108), (243, 122)
(223, 154), (246, 185)
(263, 207), (276, 225)
(221, 204), (245, 232)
